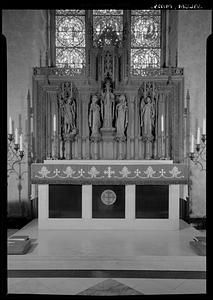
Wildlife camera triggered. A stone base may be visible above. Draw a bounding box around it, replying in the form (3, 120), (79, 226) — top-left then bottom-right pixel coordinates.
(100, 127), (116, 159)
(100, 127), (116, 139)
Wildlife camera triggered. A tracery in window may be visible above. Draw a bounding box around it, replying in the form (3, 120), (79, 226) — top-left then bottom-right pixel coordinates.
(55, 9), (85, 70)
(93, 10), (123, 47)
(131, 10), (161, 74)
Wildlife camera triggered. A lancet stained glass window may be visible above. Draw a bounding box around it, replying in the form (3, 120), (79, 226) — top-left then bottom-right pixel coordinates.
(55, 10), (85, 69)
(93, 10), (123, 47)
(131, 10), (161, 74)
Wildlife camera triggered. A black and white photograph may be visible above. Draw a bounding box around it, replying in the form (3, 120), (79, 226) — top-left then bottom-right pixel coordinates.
(2, 4), (209, 296)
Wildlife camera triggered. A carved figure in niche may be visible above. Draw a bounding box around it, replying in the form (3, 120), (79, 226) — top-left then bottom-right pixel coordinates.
(101, 79), (115, 129)
(89, 95), (101, 139)
(64, 95), (77, 136)
(115, 94), (128, 140)
(140, 95), (155, 141)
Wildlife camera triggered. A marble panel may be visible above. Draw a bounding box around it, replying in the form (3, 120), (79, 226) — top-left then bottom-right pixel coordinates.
(92, 185), (125, 218)
(136, 185), (169, 218)
(49, 184), (82, 218)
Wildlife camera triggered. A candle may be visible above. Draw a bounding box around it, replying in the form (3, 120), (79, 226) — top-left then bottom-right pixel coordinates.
(9, 116), (12, 134)
(15, 128), (18, 144)
(202, 118), (206, 134)
(197, 127), (200, 144)
(191, 134), (194, 153)
(20, 134), (23, 151)
(53, 114), (56, 132)
(161, 115), (164, 132)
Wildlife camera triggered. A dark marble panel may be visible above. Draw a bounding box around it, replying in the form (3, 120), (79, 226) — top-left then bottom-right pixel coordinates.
(92, 185), (125, 218)
(49, 185), (82, 218)
(8, 269), (206, 279)
(136, 185), (169, 219)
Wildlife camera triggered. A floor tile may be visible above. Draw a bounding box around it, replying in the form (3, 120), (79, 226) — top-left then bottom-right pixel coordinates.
(77, 278), (143, 295)
(171, 279), (206, 294)
(116, 278), (186, 294)
(8, 278), (106, 295)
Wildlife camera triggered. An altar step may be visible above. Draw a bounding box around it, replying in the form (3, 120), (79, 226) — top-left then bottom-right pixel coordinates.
(8, 255), (206, 272)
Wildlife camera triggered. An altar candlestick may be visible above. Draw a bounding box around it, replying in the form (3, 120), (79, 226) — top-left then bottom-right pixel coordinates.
(15, 128), (18, 144)
(53, 114), (56, 133)
(161, 115), (164, 132)
(71, 82), (72, 98)
(191, 134), (194, 153)
(9, 117), (12, 134)
(202, 118), (206, 134)
(20, 134), (23, 151)
(197, 127), (200, 144)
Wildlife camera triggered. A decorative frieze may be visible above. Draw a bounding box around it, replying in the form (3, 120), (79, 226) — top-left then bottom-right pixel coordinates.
(33, 66), (85, 77)
(31, 162), (188, 184)
(131, 67), (184, 77)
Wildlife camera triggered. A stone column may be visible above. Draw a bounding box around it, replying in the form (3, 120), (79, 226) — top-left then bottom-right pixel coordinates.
(145, 141), (152, 159)
(82, 185), (92, 219)
(117, 140), (124, 159)
(38, 184), (49, 228)
(100, 128), (116, 159)
(129, 94), (135, 159)
(134, 95), (139, 159)
(165, 93), (170, 159)
(93, 141), (99, 159)
(125, 185), (135, 219)
(82, 94), (90, 159)
(169, 185), (179, 219)
(65, 140), (72, 159)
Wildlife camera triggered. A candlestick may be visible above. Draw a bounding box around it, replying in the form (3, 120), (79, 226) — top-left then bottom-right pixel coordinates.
(202, 118), (206, 134)
(191, 134), (194, 153)
(20, 134), (23, 151)
(53, 114), (56, 132)
(71, 82), (72, 98)
(161, 115), (164, 132)
(9, 117), (12, 134)
(15, 128), (18, 144)
(197, 127), (200, 144)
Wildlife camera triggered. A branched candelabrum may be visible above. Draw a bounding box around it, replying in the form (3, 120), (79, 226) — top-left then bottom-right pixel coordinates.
(7, 133), (24, 175)
(189, 134), (206, 171)
(8, 133), (27, 216)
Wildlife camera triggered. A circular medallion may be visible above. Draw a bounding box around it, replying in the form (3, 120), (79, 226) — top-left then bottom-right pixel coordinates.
(101, 189), (117, 205)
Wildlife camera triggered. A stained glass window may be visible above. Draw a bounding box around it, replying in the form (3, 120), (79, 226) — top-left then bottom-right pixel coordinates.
(93, 10), (123, 47)
(131, 10), (161, 74)
(55, 10), (85, 69)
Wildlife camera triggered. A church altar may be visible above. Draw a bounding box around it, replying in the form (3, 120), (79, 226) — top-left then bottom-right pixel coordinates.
(31, 160), (188, 230)
(29, 26), (189, 230)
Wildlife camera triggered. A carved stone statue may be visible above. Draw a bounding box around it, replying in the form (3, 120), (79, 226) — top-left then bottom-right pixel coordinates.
(115, 94), (128, 140)
(64, 95), (77, 136)
(140, 95), (155, 141)
(89, 95), (101, 139)
(101, 79), (115, 129)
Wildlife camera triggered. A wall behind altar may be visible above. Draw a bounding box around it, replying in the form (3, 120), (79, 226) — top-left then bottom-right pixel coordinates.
(3, 10), (47, 216)
(178, 10), (210, 217)
(3, 9), (210, 218)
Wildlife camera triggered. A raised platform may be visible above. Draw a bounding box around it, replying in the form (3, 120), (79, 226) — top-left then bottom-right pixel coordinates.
(8, 219), (206, 272)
